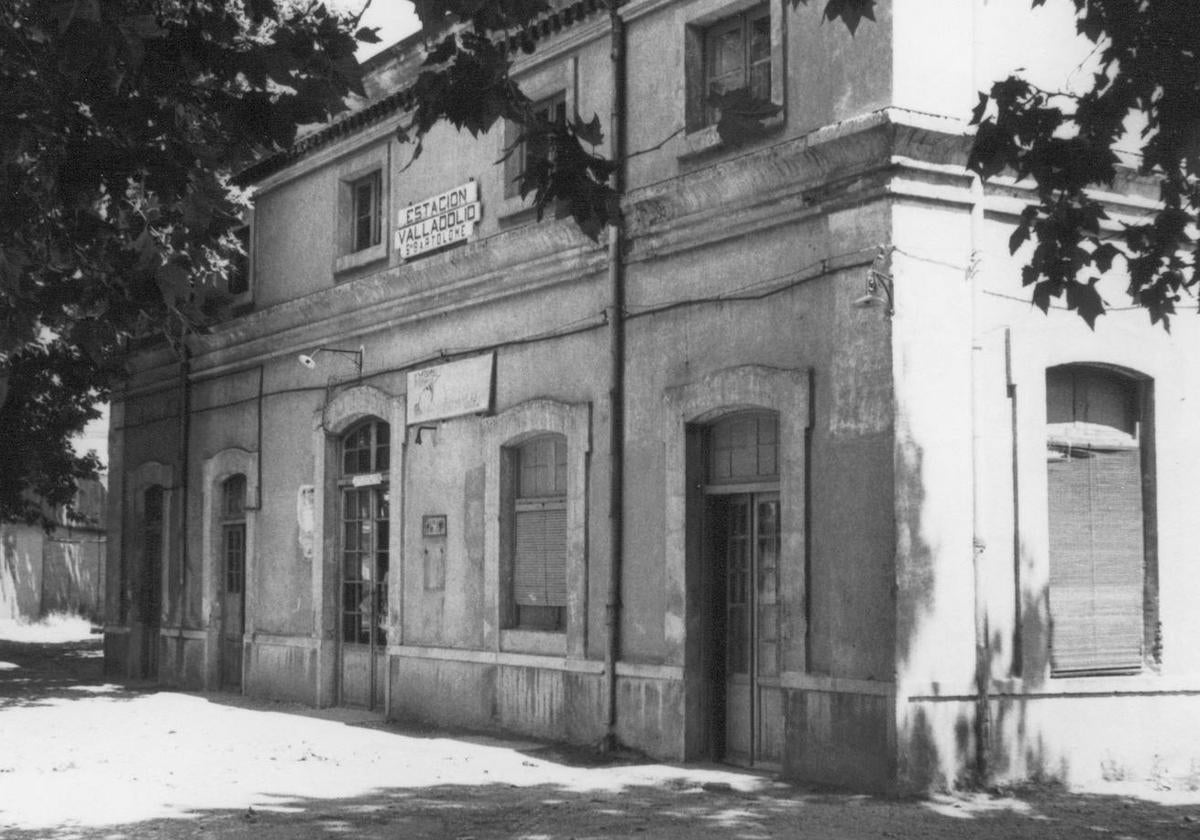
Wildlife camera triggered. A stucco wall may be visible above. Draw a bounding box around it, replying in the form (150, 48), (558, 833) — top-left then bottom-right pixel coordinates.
(889, 161), (1200, 790)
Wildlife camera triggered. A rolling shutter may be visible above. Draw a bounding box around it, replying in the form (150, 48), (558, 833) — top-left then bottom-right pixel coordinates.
(513, 502), (567, 607)
(1047, 445), (1144, 675)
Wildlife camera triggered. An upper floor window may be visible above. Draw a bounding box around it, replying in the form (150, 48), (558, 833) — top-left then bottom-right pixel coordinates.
(1045, 364), (1156, 676)
(704, 5), (771, 123)
(335, 160), (387, 274)
(685, 1), (783, 141)
(227, 225), (251, 296)
(507, 92), (567, 199)
(352, 171), (382, 253)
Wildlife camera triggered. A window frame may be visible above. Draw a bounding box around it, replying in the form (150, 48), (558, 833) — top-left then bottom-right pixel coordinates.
(333, 148), (389, 275)
(506, 92), (569, 201)
(351, 170), (383, 253)
(220, 474), (247, 597)
(507, 433), (569, 632)
(338, 418), (391, 648)
(1044, 363), (1158, 678)
(225, 217), (254, 306)
(497, 58), (577, 218)
(683, 0), (785, 154)
(483, 399), (590, 658)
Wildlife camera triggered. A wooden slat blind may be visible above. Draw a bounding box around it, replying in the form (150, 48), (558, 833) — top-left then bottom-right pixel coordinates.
(1047, 446), (1144, 675)
(513, 503), (567, 607)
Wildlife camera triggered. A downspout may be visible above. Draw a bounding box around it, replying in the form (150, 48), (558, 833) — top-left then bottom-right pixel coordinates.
(969, 0), (990, 786)
(602, 0), (627, 753)
(176, 343), (192, 685)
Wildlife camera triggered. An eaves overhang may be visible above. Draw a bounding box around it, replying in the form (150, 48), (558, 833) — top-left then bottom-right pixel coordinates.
(237, 0), (608, 187)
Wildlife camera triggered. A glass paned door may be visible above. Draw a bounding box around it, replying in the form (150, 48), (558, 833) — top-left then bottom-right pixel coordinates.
(340, 485), (388, 707)
(717, 492), (782, 767)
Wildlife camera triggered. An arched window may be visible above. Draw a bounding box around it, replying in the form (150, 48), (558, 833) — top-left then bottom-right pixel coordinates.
(342, 419), (390, 475)
(509, 433), (568, 631)
(339, 420), (390, 646)
(1046, 364), (1154, 675)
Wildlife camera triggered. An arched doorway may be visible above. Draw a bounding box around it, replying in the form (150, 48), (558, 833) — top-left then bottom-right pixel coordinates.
(338, 418), (390, 708)
(219, 474), (247, 690)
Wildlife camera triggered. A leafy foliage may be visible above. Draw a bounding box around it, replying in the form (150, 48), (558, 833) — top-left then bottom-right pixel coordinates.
(792, 0), (876, 34)
(0, 0), (365, 525)
(968, 0), (1200, 327)
(0, 343), (106, 527)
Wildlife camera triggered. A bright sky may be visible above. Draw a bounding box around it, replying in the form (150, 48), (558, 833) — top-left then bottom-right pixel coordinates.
(330, 0), (421, 59)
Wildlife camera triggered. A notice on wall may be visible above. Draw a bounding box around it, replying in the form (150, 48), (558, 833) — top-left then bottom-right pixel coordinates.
(297, 485), (315, 560)
(394, 181), (480, 260)
(407, 352), (495, 425)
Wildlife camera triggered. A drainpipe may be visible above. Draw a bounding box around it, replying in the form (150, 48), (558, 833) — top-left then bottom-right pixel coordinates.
(176, 343), (192, 686)
(602, 0), (627, 754)
(969, 0), (990, 786)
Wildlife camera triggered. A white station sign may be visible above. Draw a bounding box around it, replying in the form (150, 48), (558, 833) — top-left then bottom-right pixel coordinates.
(395, 181), (481, 259)
(406, 352), (495, 425)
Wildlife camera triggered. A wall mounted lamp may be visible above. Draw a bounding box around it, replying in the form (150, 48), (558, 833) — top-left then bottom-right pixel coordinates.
(413, 424), (438, 445)
(298, 345), (364, 376)
(852, 247), (894, 316)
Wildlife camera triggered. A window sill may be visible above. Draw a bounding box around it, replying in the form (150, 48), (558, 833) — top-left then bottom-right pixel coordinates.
(333, 241), (387, 275)
(678, 112), (784, 162)
(497, 192), (537, 221)
(500, 628), (566, 656)
(985, 670), (1199, 697)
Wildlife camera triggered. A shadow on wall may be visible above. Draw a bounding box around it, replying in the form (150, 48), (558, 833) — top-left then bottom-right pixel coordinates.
(1, 527), (42, 622)
(893, 426), (1064, 792)
(0, 525), (104, 624)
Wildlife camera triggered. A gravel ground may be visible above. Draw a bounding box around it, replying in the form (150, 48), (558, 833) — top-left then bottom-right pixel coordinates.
(3, 618), (1200, 840)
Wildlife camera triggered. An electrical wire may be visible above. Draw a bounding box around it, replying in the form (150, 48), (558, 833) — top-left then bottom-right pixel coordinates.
(113, 246), (878, 432)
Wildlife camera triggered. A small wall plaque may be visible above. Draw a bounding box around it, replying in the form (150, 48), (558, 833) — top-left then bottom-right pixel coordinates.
(351, 472), (383, 487)
(422, 514), (447, 538)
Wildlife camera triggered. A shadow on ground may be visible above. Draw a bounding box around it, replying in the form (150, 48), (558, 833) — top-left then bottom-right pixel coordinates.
(4, 636), (1200, 840)
(3, 777), (1200, 840)
(0, 635), (148, 708)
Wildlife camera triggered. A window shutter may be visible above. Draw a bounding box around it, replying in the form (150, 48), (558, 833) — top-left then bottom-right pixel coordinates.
(1047, 446), (1144, 674)
(513, 504), (567, 607)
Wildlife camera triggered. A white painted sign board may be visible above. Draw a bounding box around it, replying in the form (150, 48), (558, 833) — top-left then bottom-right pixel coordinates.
(407, 352), (495, 424)
(395, 181), (481, 259)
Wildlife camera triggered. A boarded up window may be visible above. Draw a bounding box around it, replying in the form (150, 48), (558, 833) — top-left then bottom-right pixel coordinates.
(511, 434), (567, 630)
(1046, 366), (1148, 676)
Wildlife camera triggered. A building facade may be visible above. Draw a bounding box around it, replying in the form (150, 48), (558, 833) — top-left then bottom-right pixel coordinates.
(104, 0), (1200, 793)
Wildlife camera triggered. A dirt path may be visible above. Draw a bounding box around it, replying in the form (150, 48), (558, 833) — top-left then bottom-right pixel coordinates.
(2, 621), (1200, 839)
